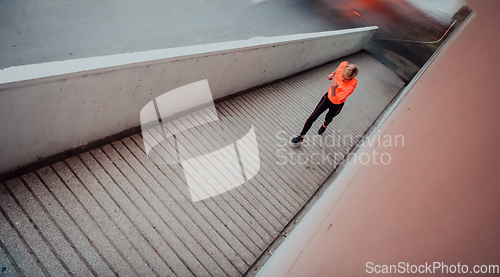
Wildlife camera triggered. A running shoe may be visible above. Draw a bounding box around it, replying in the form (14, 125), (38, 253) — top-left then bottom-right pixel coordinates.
(291, 135), (304, 144)
(318, 125), (327, 135)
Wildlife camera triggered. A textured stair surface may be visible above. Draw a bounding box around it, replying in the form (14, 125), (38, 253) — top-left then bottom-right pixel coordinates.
(0, 51), (404, 276)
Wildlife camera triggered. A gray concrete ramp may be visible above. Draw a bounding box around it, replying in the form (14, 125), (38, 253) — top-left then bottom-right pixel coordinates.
(0, 51), (404, 276)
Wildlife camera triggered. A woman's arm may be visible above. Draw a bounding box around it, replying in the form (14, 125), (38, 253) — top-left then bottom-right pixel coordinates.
(328, 72), (335, 80)
(330, 82), (338, 96)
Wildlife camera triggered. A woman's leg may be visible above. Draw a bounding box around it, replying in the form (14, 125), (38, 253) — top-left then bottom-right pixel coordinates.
(299, 94), (330, 136)
(323, 102), (344, 127)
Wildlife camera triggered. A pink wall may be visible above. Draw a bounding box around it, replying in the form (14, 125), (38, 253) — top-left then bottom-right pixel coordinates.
(258, 1), (500, 276)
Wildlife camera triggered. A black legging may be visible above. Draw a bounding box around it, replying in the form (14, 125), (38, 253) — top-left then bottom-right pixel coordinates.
(300, 93), (344, 136)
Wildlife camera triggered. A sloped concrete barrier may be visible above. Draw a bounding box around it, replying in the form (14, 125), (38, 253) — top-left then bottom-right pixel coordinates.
(0, 26), (377, 174)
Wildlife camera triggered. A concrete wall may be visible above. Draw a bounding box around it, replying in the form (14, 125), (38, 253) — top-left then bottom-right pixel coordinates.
(0, 27), (377, 174)
(257, 1), (500, 276)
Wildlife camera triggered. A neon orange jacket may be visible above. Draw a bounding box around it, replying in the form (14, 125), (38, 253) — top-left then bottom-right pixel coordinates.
(327, 61), (358, 104)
